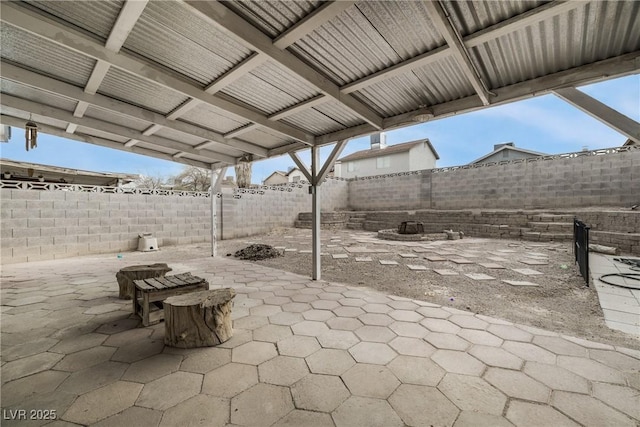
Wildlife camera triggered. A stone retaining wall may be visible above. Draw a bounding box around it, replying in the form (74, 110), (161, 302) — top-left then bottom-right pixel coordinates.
(350, 209), (640, 255)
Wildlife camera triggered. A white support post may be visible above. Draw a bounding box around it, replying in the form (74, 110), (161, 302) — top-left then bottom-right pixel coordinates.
(210, 166), (227, 257)
(311, 146), (321, 280)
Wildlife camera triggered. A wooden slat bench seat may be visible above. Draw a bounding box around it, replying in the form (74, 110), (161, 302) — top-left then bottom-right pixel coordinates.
(133, 273), (209, 326)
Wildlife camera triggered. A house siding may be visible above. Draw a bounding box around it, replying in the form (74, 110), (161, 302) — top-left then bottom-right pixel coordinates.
(337, 142), (437, 178)
(409, 144), (437, 170)
(264, 174), (287, 185)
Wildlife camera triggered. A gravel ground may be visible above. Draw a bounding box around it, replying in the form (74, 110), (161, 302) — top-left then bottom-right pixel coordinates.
(129, 227), (637, 349)
(213, 227), (639, 350)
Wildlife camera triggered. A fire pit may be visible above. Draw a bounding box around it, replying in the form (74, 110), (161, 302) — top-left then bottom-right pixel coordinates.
(377, 220), (447, 242)
(398, 221), (424, 234)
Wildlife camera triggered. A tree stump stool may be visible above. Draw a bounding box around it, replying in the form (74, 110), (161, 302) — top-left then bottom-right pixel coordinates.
(164, 288), (236, 348)
(116, 263), (172, 299)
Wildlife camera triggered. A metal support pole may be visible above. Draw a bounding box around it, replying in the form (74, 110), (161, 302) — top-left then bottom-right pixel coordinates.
(311, 145), (321, 280)
(210, 166), (226, 257)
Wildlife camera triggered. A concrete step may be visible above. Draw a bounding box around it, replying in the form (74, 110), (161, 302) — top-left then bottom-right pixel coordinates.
(348, 217), (366, 223)
(521, 231), (572, 241)
(346, 222), (364, 230)
(294, 220), (345, 229)
(527, 222), (573, 232)
(297, 212), (347, 222)
(528, 214), (575, 223)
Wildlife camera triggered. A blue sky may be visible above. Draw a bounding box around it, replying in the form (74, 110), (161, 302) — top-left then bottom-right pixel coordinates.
(1, 75), (638, 184)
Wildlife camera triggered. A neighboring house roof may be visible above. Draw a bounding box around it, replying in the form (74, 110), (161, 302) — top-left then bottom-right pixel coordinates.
(263, 167), (305, 184)
(623, 138), (636, 146)
(0, 158), (138, 186)
(470, 145), (547, 164)
(337, 139), (440, 162)
(263, 171), (287, 182)
(285, 167), (301, 176)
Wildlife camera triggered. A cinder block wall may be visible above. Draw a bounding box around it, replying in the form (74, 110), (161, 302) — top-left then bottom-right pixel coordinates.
(1, 190), (210, 263)
(0, 178), (349, 264)
(348, 148), (640, 210)
(219, 178), (348, 239)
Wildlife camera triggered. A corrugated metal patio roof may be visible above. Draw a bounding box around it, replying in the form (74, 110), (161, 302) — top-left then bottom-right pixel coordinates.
(1, 0), (638, 169)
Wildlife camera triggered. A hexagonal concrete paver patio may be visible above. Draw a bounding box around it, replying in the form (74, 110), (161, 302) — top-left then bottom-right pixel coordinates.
(1, 253), (638, 426)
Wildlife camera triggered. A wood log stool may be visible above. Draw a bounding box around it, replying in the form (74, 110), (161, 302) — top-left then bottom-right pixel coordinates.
(116, 263), (172, 300)
(164, 288), (236, 348)
(133, 273), (208, 326)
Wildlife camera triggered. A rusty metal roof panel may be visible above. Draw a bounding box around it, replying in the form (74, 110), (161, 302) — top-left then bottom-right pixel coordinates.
(99, 67), (188, 115)
(23, 0), (123, 41)
(83, 106), (149, 132)
(281, 108), (346, 135)
(0, 24), (94, 87)
(224, 0), (322, 38)
(0, 79), (77, 112)
(178, 105), (250, 135)
(473, 1), (640, 89)
(124, 1), (251, 86)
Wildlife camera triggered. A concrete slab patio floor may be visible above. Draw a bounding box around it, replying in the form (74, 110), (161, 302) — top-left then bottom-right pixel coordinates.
(1, 252), (639, 426)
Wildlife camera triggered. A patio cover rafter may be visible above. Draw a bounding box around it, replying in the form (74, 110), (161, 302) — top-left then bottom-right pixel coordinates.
(553, 87), (640, 144)
(0, 61), (268, 158)
(70, 0), (148, 137)
(2, 95), (237, 165)
(183, 0), (384, 130)
(0, 115), (216, 170)
(0, 2), (314, 145)
(423, 0), (492, 106)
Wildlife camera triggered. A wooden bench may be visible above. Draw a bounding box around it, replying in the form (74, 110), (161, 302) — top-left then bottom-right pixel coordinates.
(133, 273), (209, 326)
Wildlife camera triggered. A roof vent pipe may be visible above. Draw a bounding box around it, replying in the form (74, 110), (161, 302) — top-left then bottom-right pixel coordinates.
(370, 132), (387, 150)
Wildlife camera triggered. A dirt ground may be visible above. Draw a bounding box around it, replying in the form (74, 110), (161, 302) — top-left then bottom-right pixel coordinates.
(214, 227), (639, 350)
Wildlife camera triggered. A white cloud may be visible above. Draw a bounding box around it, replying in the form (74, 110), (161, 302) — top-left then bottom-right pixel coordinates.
(474, 98), (624, 149)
